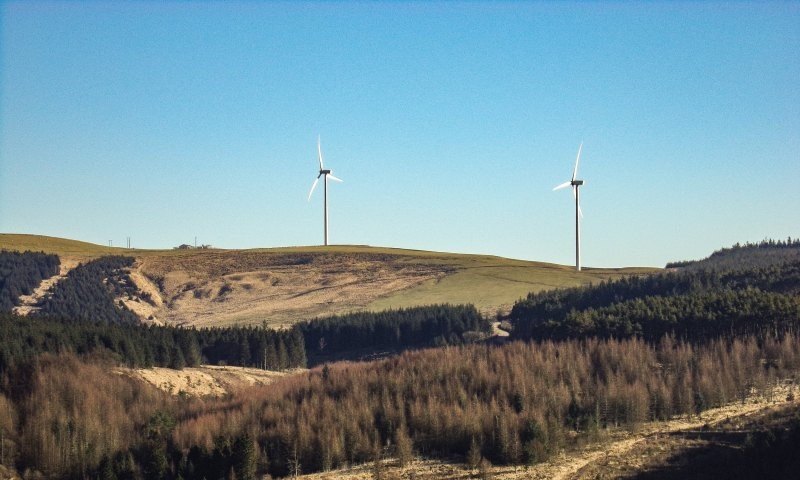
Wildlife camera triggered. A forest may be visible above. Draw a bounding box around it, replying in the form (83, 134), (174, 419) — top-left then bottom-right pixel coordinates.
(34, 256), (141, 324)
(665, 237), (800, 270)
(0, 302), (488, 374)
(0, 250), (60, 312)
(0, 313), (307, 374)
(297, 304), (490, 364)
(1, 334), (797, 479)
(1, 243), (800, 478)
(510, 254), (800, 342)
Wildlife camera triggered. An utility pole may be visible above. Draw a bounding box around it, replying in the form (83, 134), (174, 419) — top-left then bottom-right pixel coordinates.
(109, 240), (112, 248)
(195, 236), (197, 248)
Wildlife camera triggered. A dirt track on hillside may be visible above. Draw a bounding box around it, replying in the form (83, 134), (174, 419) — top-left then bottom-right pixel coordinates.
(300, 385), (797, 480)
(12, 257), (80, 315)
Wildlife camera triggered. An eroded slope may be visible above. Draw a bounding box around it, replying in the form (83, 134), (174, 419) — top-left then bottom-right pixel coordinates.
(138, 250), (451, 327)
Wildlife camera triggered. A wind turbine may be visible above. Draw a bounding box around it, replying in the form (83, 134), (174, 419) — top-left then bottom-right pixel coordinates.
(307, 136), (343, 246)
(553, 143), (585, 272)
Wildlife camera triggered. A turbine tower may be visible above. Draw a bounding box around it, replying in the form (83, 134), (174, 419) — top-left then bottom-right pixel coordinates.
(307, 136), (343, 246)
(553, 143), (585, 272)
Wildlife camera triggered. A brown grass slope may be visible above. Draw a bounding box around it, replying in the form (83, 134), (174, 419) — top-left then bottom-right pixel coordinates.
(0, 233), (657, 327)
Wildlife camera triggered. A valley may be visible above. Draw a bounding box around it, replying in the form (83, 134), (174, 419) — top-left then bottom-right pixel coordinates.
(1, 235), (798, 480)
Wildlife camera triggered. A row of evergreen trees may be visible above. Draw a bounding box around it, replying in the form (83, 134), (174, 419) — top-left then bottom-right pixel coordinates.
(666, 237), (800, 269)
(0, 313), (306, 374)
(297, 304), (490, 364)
(510, 256), (800, 342)
(0, 250), (60, 311)
(201, 325), (306, 370)
(0, 303), (490, 374)
(517, 288), (800, 341)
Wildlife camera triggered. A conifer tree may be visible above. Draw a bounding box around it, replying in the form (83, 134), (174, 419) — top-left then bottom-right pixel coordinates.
(232, 433), (257, 480)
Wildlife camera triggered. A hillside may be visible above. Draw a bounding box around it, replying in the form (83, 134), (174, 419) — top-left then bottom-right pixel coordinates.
(2, 236), (799, 479)
(0, 234), (655, 327)
(509, 249), (800, 342)
(666, 238), (800, 270)
(298, 392), (799, 480)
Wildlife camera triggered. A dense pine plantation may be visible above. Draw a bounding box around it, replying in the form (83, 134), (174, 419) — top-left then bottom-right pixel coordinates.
(298, 304), (490, 364)
(510, 253), (800, 342)
(0, 313), (307, 373)
(0, 250), (59, 311)
(35, 256), (141, 324)
(1, 303), (488, 373)
(665, 237), (800, 270)
(1, 335), (798, 479)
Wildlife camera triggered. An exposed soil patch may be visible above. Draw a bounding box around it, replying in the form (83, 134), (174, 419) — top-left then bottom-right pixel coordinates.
(119, 365), (306, 397)
(138, 251), (451, 328)
(117, 264), (165, 324)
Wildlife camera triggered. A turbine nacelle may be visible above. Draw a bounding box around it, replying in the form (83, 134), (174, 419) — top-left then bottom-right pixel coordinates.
(572, 179), (584, 186)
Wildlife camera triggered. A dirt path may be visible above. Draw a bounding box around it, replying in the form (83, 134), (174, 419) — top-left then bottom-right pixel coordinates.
(491, 321), (510, 337)
(509, 386), (795, 480)
(12, 257), (80, 315)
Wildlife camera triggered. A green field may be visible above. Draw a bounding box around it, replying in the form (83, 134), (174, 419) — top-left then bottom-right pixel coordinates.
(366, 255), (655, 314)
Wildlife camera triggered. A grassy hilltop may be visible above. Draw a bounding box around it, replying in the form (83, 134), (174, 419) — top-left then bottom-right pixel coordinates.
(0, 233), (656, 327)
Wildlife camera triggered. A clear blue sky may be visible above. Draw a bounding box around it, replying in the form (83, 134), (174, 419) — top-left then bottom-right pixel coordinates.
(1, 1), (798, 267)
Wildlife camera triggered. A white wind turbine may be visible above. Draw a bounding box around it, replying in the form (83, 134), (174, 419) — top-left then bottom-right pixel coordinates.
(307, 136), (343, 246)
(553, 143), (585, 271)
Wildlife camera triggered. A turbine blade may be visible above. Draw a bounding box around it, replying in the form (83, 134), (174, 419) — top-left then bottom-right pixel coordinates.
(317, 135), (324, 170)
(553, 181), (571, 191)
(327, 174), (343, 183)
(572, 142), (583, 181)
(579, 204), (584, 218)
(307, 176), (320, 201)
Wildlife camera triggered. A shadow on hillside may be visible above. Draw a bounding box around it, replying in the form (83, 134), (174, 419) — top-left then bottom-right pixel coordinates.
(632, 422), (800, 480)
